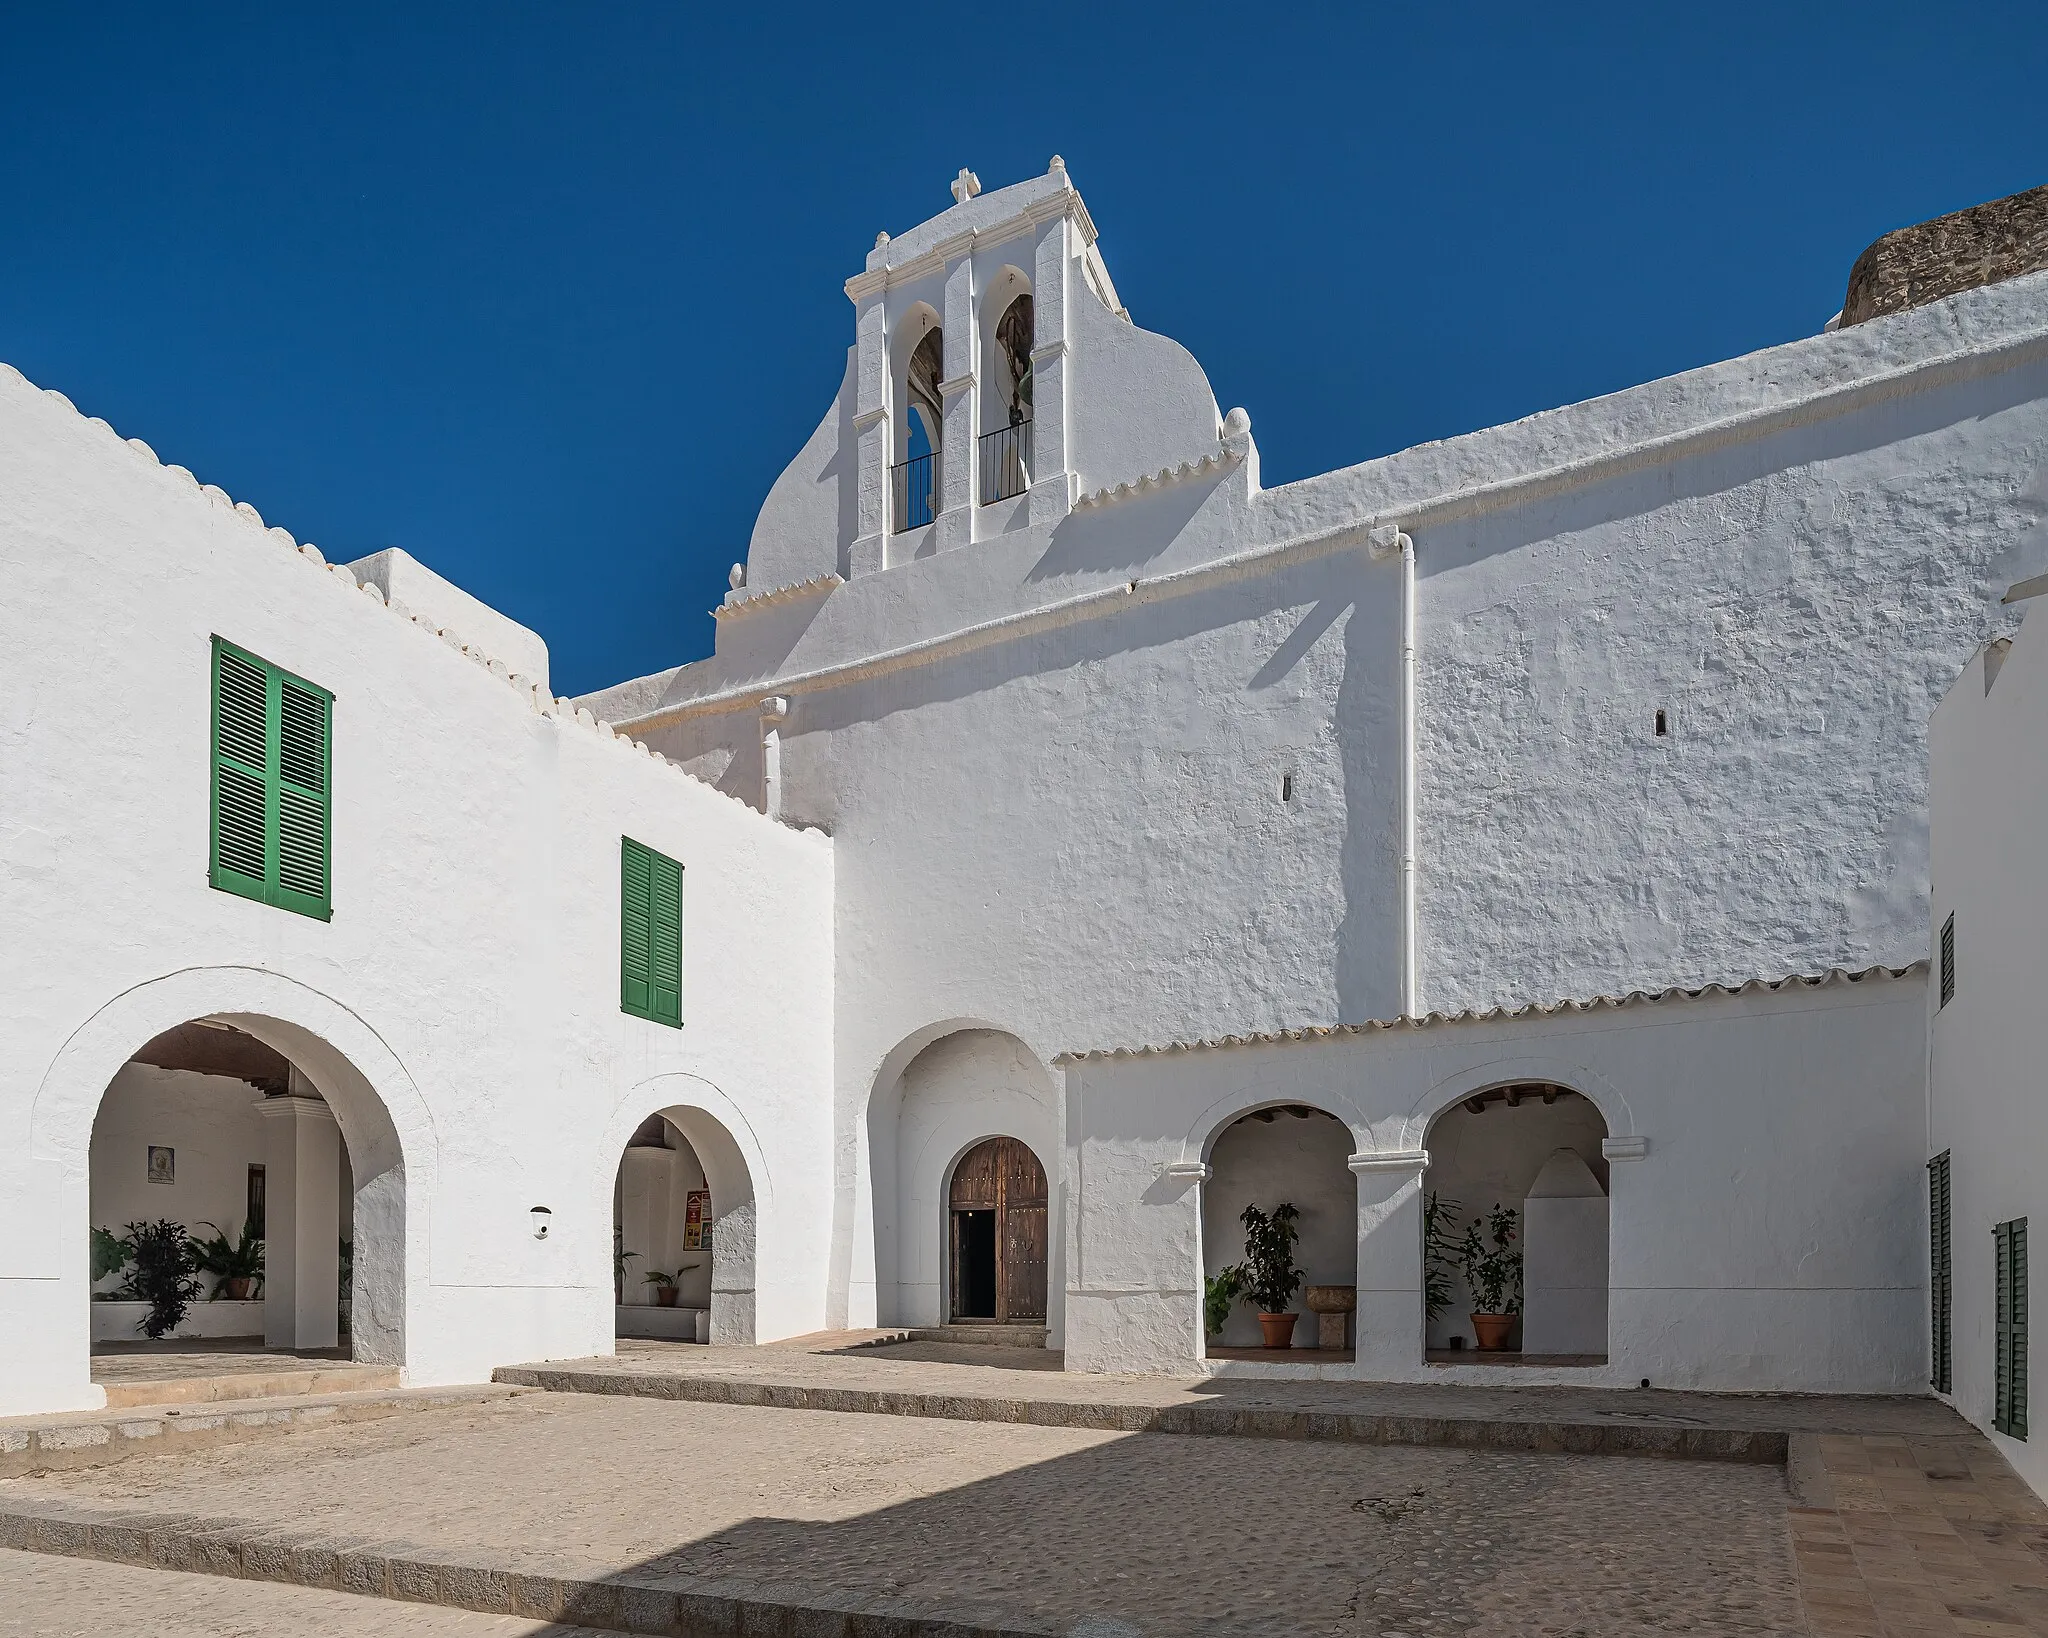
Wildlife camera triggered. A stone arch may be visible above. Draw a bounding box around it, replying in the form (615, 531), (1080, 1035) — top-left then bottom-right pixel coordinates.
(890, 302), (944, 466)
(1197, 1097), (1359, 1353)
(1406, 1055), (1636, 1155)
(1174, 1085), (1368, 1173)
(1416, 1064), (1615, 1360)
(19, 965), (431, 1412)
(864, 1021), (1057, 1332)
(595, 1073), (768, 1346)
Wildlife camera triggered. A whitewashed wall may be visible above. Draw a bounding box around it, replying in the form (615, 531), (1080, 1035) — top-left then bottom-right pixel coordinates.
(1930, 614), (2048, 1501)
(581, 157), (2048, 1342)
(1061, 970), (1928, 1390)
(0, 365), (836, 1415)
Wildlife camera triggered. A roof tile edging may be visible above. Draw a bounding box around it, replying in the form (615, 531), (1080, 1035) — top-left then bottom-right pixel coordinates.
(3, 364), (812, 833)
(1053, 963), (1927, 1064)
(1074, 448), (1239, 512)
(714, 572), (844, 621)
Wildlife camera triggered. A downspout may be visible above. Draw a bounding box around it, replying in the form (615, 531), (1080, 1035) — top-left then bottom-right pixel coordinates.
(1369, 525), (1419, 1017)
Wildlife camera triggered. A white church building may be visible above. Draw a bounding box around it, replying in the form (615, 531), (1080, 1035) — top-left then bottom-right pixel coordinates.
(4, 161), (2046, 1431)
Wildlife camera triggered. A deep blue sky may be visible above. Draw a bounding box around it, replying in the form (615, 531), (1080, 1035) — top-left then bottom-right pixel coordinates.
(4, 6), (2042, 695)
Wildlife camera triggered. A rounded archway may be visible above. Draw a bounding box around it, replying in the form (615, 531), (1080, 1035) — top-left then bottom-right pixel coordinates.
(1201, 1103), (1355, 1356)
(945, 1136), (1047, 1325)
(602, 1091), (759, 1348)
(15, 968), (426, 1416)
(1421, 1082), (1610, 1363)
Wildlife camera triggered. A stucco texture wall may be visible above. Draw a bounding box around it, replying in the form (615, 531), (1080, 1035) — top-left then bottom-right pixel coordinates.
(1930, 607), (2048, 1501)
(0, 366), (836, 1415)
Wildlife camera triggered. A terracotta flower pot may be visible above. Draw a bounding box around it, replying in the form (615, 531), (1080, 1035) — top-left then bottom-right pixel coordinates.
(1470, 1312), (1514, 1351)
(224, 1277), (252, 1301)
(655, 1286), (679, 1307)
(1257, 1311), (1297, 1349)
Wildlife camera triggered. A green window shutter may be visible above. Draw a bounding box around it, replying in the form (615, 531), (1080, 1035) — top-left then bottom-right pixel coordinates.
(620, 837), (682, 1028)
(1930, 1152), (1953, 1394)
(210, 638), (333, 921)
(1997, 1218), (2030, 1439)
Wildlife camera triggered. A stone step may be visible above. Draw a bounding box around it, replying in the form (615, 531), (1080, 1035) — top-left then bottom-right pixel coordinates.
(904, 1324), (1047, 1347)
(98, 1363), (399, 1410)
(491, 1362), (1788, 1464)
(0, 1495), (1053, 1638)
(0, 1384), (521, 1479)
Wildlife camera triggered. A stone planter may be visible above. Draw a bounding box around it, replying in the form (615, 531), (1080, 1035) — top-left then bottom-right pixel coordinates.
(1303, 1284), (1355, 1351)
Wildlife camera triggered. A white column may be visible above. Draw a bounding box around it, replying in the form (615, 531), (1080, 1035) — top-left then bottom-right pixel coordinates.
(935, 248), (977, 550)
(1029, 212), (1073, 529)
(256, 1092), (341, 1351)
(759, 696), (788, 819)
(1350, 1149), (1428, 1377)
(848, 293), (890, 576)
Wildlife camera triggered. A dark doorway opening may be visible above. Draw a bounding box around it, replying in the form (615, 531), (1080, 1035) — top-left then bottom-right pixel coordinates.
(953, 1210), (996, 1318)
(947, 1136), (1048, 1323)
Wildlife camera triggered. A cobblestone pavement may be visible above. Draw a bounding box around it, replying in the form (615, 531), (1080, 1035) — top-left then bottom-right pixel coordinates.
(1791, 1432), (2048, 1636)
(1, 1391), (1810, 1635)
(569, 1336), (1965, 1437)
(0, 1547), (614, 1637)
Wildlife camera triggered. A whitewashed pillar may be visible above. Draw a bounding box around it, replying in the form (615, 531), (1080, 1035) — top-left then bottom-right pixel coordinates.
(936, 245), (977, 549)
(758, 696), (788, 819)
(1350, 1149), (1428, 1376)
(257, 1090), (341, 1351)
(848, 291), (890, 576)
(1029, 198), (1074, 529)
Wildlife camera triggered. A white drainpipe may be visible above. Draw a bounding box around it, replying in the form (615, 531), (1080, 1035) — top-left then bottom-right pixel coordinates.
(1369, 525), (1419, 1016)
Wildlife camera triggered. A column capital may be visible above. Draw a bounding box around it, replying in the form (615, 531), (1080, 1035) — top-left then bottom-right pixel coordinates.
(1349, 1148), (1428, 1175)
(253, 1094), (337, 1127)
(1601, 1136), (1649, 1161)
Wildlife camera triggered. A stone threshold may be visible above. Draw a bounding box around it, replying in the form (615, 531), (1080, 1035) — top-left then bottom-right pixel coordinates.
(98, 1362), (399, 1409)
(491, 1363), (1788, 1464)
(0, 1384), (523, 1479)
(0, 1495), (1053, 1638)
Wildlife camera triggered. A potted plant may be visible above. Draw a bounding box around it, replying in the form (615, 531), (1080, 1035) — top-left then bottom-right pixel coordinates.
(1455, 1203), (1523, 1351)
(613, 1242), (639, 1304)
(186, 1219), (264, 1300)
(1233, 1202), (1303, 1348)
(115, 1219), (201, 1340)
(1203, 1266), (1243, 1343)
(90, 1226), (131, 1295)
(643, 1269), (680, 1306)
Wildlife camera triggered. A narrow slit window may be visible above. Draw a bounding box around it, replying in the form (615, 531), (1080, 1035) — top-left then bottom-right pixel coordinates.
(1654, 709), (1668, 738)
(1940, 913), (1957, 1008)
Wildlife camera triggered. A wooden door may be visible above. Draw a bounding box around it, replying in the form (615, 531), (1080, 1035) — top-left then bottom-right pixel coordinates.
(949, 1137), (1048, 1324)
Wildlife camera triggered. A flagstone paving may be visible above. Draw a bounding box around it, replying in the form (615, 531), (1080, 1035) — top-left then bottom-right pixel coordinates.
(1, 1390), (1811, 1634)
(0, 1545), (615, 1637)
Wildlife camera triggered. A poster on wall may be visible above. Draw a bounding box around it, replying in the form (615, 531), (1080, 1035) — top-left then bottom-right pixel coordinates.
(147, 1146), (175, 1185)
(683, 1189), (709, 1251)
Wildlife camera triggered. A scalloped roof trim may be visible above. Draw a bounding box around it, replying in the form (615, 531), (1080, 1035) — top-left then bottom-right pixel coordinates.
(0, 361), (815, 834)
(1053, 963), (1926, 1063)
(1074, 448), (1239, 512)
(714, 572), (844, 620)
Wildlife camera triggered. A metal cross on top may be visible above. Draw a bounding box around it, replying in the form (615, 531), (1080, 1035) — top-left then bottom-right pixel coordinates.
(951, 168), (982, 204)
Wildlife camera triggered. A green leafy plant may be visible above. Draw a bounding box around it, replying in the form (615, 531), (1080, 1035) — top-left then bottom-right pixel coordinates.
(642, 1269), (676, 1290)
(116, 1219), (201, 1339)
(185, 1219), (264, 1299)
(1231, 1202), (1303, 1315)
(1423, 1191), (1463, 1324)
(613, 1239), (639, 1303)
(1203, 1267), (1244, 1337)
(1455, 1203), (1524, 1316)
(90, 1226), (131, 1288)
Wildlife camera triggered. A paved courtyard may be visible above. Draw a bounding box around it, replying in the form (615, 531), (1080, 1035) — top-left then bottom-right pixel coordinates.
(1, 1389), (1812, 1635)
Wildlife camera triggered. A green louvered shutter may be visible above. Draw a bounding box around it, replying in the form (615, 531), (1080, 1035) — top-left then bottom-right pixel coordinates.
(1998, 1219), (2030, 1439)
(648, 848), (683, 1027)
(620, 837), (682, 1028)
(621, 839), (653, 1018)
(211, 638), (332, 921)
(1930, 1152), (1953, 1394)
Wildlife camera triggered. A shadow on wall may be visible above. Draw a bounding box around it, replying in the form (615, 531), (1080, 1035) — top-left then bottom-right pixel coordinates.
(557, 1400), (1795, 1634)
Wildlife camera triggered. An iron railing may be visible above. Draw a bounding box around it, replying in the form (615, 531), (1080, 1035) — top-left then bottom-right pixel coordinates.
(891, 451), (939, 532)
(978, 420), (1032, 505)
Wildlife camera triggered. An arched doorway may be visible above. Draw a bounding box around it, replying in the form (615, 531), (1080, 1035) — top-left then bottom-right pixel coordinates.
(1422, 1083), (1610, 1364)
(1201, 1105), (1355, 1356)
(948, 1137), (1047, 1325)
(609, 1100), (757, 1346)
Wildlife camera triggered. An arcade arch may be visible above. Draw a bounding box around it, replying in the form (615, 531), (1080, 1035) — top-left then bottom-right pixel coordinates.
(1421, 1083), (1610, 1362)
(607, 1100), (757, 1346)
